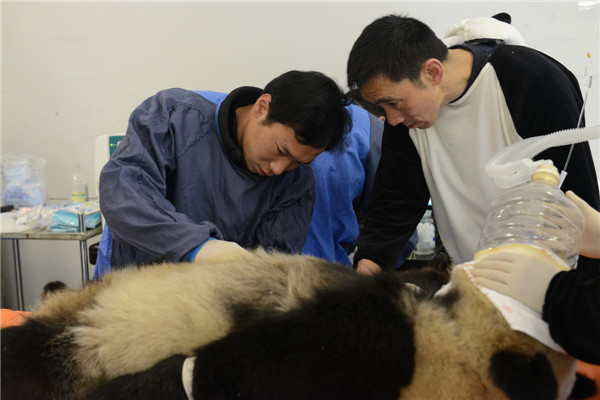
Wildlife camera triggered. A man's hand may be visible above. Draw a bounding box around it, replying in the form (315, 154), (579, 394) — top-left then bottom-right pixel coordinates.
(356, 258), (382, 276)
(566, 190), (600, 259)
(472, 251), (561, 313)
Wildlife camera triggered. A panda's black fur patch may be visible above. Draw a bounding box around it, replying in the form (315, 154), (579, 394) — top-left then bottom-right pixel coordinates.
(1, 319), (75, 399)
(489, 350), (558, 400)
(193, 273), (415, 400)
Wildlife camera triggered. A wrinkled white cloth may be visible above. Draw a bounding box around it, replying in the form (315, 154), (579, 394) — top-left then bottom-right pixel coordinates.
(443, 17), (525, 47)
(436, 261), (564, 353)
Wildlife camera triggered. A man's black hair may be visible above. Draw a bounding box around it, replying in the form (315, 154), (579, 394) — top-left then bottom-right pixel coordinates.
(263, 70), (352, 153)
(347, 14), (448, 89)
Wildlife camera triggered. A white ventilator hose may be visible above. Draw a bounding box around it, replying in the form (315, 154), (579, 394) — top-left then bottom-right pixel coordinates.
(486, 125), (600, 188)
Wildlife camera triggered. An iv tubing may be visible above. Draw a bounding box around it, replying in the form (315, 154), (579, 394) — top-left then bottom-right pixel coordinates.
(561, 5), (597, 177)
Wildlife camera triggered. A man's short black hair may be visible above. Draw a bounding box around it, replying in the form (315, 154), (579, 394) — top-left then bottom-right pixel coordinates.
(347, 14), (448, 89)
(264, 70), (352, 153)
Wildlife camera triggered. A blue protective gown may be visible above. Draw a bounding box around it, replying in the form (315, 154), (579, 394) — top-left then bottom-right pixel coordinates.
(302, 104), (381, 266)
(97, 87), (316, 273)
(302, 104), (416, 266)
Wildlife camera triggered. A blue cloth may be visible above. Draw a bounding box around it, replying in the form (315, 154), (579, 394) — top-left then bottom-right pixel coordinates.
(302, 104), (415, 266)
(93, 226), (113, 279)
(98, 88), (316, 271)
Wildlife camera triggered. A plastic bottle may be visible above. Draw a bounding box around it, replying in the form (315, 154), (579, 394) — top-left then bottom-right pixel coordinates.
(415, 209), (435, 255)
(474, 164), (584, 270)
(71, 163), (88, 203)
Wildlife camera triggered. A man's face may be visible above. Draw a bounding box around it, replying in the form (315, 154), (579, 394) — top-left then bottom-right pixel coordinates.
(360, 74), (442, 130)
(241, 118), (323, 177)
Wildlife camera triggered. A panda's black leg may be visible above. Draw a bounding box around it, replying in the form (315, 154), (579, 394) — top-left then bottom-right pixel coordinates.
(88, 354), (189, 400)
(190, 275), (416, 400)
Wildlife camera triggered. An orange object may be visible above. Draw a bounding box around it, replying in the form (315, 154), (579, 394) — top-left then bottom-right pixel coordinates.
(1, 308), (31, 328)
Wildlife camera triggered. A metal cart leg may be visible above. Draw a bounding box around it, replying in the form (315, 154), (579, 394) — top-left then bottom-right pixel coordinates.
(78, 212), (90, 285)
(79, 239), (90, 285)
(12, 239), (24, 310)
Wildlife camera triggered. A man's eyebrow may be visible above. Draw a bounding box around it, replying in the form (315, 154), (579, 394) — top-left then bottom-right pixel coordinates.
(374, 96), (396, 105)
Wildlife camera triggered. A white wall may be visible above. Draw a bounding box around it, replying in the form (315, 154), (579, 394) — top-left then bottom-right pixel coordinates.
(2, 1), (599, 309)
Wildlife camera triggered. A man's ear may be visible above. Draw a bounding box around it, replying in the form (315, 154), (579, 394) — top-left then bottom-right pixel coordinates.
(253, 93), (272, 118)
(422, 59), (443, 86)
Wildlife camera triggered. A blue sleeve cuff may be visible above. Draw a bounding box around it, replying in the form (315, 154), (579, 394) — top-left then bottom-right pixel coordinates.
(186, 237), (216, 262)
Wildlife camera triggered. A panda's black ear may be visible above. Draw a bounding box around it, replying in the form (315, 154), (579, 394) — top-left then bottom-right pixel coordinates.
(492, 12), (512, 24)
(489, 350), (558, 400)
(41, 281), (67, 300)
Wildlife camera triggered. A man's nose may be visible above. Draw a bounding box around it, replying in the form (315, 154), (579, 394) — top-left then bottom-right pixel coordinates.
(387, 111), (405, 126)
(270, 158), (293, 175)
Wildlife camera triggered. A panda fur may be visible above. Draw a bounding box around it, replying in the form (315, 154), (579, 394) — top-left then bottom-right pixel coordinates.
(1, 249), (576, 399)
(2, 250), (365, 399)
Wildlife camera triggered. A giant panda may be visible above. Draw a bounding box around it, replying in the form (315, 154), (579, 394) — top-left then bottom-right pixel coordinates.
(1, 249), (576, 400)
